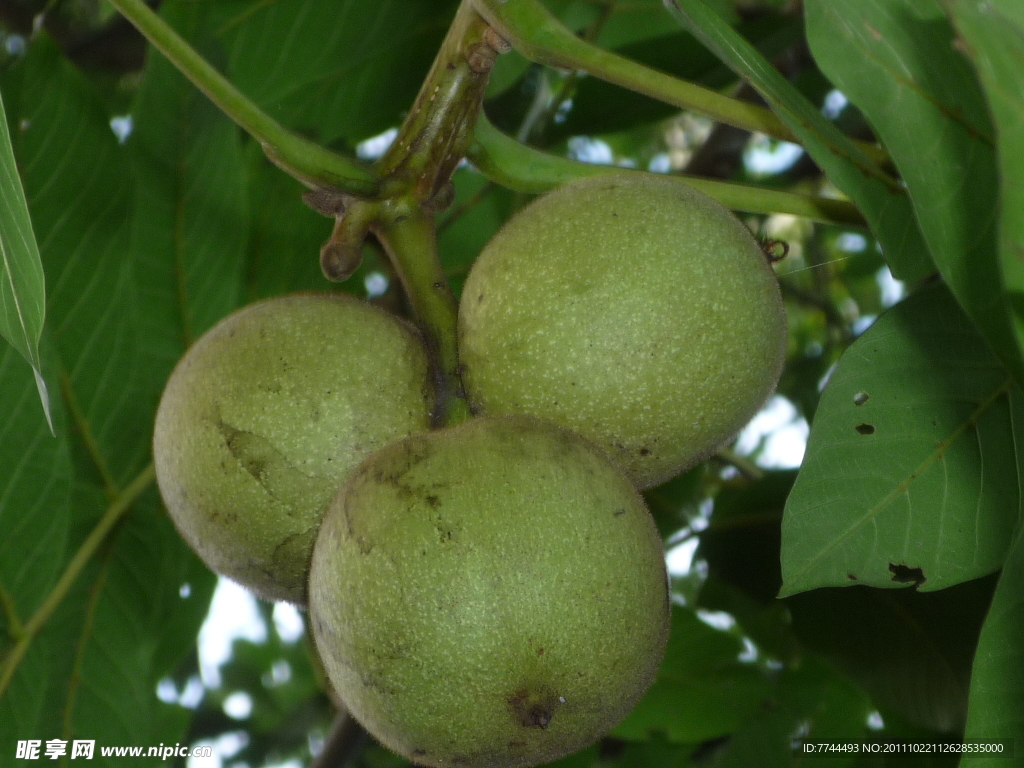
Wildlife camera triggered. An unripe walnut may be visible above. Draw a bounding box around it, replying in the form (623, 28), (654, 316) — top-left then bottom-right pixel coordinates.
(153, 293), (432, 604)
(458, 173), (787, 489)
(309, 416), (669, 768)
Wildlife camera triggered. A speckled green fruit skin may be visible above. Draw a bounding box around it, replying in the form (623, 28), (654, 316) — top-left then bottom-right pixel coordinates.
(153, 293), (433, 605)
(309, 416), (669, 768)
(458, 174), (787, 489)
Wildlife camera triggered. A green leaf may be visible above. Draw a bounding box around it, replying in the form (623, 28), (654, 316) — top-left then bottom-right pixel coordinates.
(0, 87), (49, 426)
(67, 492), (217, 760)
(947, 0), (1024, 404)
(782, 284), (1022, 595)
(16, 39), (151, 486)
(804, 0), (1024, 393)
(962, 518), (1024, 763)
(129, 0), (248, 369)
(698, 470), (793, 603)
(214, 0), (457, 145)
(0, 334), (71, 756)
(664, 0), (934, 283)
(613, 606), (771, 743)
(0, 25), (226, 757)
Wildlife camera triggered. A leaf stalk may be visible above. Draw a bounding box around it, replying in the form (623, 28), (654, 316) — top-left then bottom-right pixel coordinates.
(469, 115), (868, 227)
(469, 0), (891, 169)
(105, 0), (378, 194)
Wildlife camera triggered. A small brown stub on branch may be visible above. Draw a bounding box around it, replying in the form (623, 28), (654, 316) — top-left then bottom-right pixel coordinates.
(425, 181), (456, 212)
(467, 42), (498, 74)
(320, 241), (363, 282)
(483, 27), (512, 54)
(303, 189), (348, 217)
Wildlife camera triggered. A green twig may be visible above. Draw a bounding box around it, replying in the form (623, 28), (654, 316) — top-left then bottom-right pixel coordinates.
(715, 447), (765, 482)
(376, 210), (472, 428)
(0, 463), (156, 698)
(105, 0), (378, 194)
(469, 0), (891, 169)
(469, 114), (868, 226)
(662, 0), (900, 192)
(326, 1), (496, 428)
(523, 0), (615, 145)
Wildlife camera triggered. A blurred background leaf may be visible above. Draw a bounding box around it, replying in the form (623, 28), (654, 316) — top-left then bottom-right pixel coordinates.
(962, 513), (1024, 764)
(211, 0), (458, 148)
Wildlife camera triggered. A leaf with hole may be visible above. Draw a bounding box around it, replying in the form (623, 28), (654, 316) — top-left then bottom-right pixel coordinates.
(782, 284), (1023, 595)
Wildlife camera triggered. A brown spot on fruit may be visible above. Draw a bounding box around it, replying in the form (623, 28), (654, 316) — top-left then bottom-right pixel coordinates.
(508, 688), (558, 729)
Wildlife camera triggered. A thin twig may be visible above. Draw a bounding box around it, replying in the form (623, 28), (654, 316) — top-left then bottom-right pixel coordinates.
(310, 710), (367, 768)
(715, 447), (765, 481)
(471, 0), (893, 173)
(469, 115), (869, 226)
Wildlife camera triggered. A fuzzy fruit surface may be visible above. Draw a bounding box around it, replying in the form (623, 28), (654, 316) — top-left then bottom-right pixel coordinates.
(153, 293), (432, 604)
(458, 174), (787, 489)
(309, 416), (669, 768)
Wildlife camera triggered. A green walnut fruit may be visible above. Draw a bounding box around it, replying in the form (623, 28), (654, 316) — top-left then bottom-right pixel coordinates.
(458, 173), (787, 489)
(153, 293), (433, 604)
(309, 416), (669, 768)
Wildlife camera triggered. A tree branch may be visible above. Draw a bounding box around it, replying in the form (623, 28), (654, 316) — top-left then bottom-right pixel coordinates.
(469, 0), (891, 169)
(104, 0), (379, 194)
(310, 710), (367, 768)
(715, 447), (765, 482)
(469, 114), (868, 227)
